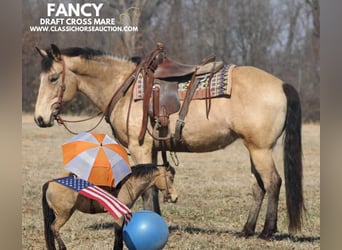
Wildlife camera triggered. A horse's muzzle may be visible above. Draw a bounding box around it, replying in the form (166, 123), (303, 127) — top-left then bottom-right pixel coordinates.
(34, 115), (54, 127)
(164, 194), (178, 203)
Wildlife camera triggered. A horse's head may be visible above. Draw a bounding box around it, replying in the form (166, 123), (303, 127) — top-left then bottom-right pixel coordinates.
(34, 44), (78, 127)
(155, 165), (178, 203)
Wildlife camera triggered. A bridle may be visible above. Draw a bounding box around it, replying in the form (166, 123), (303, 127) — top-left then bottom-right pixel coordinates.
(159, 165), (173, 202)
(52, 56), (105, 134)
(54, 57), (66, 113)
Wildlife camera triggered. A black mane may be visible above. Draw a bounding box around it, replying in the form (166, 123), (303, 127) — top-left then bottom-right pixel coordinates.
(130, 164), (175, 177)
(115, 164), (175, 191)
(130, 164), (159, 178)
(60, 47), (106, 59)
(40, 47), (106, 72)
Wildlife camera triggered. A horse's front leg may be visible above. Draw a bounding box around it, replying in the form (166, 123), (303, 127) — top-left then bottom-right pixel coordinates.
(141, 149), (161, 214)
(141, 186), (161, 214)
(129, 144), (161, 214)
(113, 223), (123, 250)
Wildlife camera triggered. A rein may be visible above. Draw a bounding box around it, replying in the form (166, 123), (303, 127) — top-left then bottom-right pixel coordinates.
(156, 164), (173, 203)
(55, 112), (105, 135)
(158, 151), (173, 202)
(162, 166), (172, 202)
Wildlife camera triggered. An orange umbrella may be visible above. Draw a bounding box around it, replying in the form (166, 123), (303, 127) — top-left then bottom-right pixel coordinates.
(62, 132), (131, 187)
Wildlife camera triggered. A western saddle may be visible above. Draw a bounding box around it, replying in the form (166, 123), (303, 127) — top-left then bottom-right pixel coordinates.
(105, 42), (225, 147)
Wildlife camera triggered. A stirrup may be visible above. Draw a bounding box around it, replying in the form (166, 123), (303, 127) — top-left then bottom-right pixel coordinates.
(152, 120), (171, 141)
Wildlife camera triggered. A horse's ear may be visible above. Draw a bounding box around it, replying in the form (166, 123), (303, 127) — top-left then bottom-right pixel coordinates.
(50, 44), (62, 61)
(36, 47), (48, 58)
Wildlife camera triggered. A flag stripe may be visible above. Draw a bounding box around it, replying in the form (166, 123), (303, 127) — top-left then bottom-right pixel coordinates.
(80, 187), (124, 219)
(89, 186), (131, 215)
(79, 188), (121, 218)
(81, 186), (131, 217)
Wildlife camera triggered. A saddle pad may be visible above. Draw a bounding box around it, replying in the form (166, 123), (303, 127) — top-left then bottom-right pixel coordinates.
(133, 64), (235, 101)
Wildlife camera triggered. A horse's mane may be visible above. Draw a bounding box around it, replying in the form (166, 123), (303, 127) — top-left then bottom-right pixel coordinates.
(60, 47), (106, 59)
(40, 47), (106, 72)
(130, 164), (175, 178)
(40, 46), (137, 72)
(130, 164), (159, 178)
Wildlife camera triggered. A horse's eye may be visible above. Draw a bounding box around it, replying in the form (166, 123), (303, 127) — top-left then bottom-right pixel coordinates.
(49, 74), (59, 83)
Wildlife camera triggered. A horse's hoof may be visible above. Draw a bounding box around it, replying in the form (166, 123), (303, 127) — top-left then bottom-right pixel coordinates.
(258, 230), (275, 240)
(258, 234), (271, 240)
(258, 226), (278, 240)
(238, 230), (255, 238)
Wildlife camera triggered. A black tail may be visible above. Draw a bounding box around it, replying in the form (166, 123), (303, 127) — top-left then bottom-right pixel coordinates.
(282, 83), (304, 233)
(42, 182), (56, 250)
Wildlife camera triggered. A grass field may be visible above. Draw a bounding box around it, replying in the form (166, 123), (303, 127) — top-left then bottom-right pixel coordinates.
(22, 114), (320, 249)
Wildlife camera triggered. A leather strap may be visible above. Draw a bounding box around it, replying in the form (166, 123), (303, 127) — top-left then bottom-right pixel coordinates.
(138, 69), (154, 144)
(174, 68), (200, 141)
(174, 58), (218, 140)
(205, 61), (217, 119)
(104, 72), (137, 123)
(136, 44), (166, 144)
(152, 84), (160, 118)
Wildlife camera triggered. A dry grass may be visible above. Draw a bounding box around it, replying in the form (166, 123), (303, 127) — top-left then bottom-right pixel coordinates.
(22, 114), (320, 249)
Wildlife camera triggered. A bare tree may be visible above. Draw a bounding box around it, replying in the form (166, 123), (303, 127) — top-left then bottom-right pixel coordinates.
(230, 0), (277, 69)
(285, 0), (302, 57)
(109, 0), (146, 56)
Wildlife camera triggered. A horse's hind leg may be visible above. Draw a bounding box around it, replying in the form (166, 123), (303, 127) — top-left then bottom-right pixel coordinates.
(51, 210), (75, 250)
(54, 231), (66, 250)
(240, 158), (266, 237)
(244, 148), (282, 239)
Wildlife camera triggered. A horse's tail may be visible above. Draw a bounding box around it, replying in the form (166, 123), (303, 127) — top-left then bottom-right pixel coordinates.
(282, 83), (304, 233)
(42, 181), (56, 250)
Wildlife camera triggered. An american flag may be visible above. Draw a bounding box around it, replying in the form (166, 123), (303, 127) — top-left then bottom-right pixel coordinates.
(54, 176), (132, 223)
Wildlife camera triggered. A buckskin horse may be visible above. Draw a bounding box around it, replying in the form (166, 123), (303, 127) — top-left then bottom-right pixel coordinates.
(42, 164), (177, 250)
(34, 43), (304, 239)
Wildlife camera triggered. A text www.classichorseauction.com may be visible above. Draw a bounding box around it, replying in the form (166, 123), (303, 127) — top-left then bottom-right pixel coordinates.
(29, 3), (139, 32)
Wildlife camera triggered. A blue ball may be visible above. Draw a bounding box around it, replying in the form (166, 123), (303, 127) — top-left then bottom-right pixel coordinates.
(123, 210), (169, 250)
